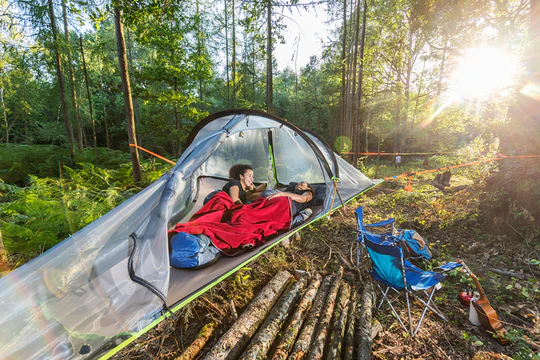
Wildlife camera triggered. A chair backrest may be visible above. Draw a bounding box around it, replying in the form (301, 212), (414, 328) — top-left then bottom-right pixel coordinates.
(355, 206), (366, 233)
(364, 236), (407, 289)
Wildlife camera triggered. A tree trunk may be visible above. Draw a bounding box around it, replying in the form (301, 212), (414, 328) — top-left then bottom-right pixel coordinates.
(126, 29), (140, 124)
(114, 7), (142, 184)
(1, 87), (7, 143)
(350, 0), (361, 167)
(306, 267), (343, 360)
(353, 0), (368, 167)
(339, 0), (347, 139)
(358, 281), (374, 360)
(239, 276), (308, 360)
(343, 289), (357, 360)
(224, 0), (230, 106)
(271, 274), (322, 360)
(62, 0), (83, 152)
(98, 58), (110, 149)
(176, 322), (215, 360)
(48, 0), (74, 159)
(265, 0), (273, 114)
(288, 275), (333, 360)
(79, 36), (99, 164)
(204, 270), (293, 360)
(325, 282), (351, 360)
(231, 0), (237, 107)
(0, 229), (7, 265)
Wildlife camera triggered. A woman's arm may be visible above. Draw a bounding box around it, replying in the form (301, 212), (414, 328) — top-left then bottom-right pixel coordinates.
(268, 191), (313, 203)
(228, 185), (243, 204)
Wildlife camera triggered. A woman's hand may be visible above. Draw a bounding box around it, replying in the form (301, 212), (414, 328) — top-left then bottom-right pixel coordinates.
(268, 192), (284, 200)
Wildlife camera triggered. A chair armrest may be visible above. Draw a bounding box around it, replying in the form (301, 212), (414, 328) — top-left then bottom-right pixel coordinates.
(433, 262), (462, 272)
(365, 218), (395, 227)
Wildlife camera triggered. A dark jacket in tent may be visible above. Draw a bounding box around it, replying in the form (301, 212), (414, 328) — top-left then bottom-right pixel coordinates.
(0, 110), (376, 359)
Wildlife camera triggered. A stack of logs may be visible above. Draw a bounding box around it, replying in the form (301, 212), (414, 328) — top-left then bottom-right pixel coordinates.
(177, 268), (376, 360)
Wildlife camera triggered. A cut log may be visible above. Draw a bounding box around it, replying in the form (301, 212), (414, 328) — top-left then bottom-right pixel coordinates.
(239, 275), (309, 360)
(271, 274), (322, 360)
(204, 270), (293, 360)
(358, 281), (374, 360)
(325, 282), (351, 360)
(287, 275), (333, 360)
(343, 289), (357, 360)
(176, 322), (215, 360)
(307, 266), (343, 360)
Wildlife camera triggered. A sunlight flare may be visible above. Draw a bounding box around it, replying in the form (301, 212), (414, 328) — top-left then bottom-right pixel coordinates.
(449, 47), (518, 100)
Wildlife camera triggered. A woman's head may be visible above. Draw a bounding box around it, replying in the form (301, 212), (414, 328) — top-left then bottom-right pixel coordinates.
(229, 164), (254, 188)
(295, 181), (314, 193)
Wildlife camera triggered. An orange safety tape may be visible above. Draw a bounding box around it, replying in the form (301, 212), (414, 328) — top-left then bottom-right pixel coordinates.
(384, 153), (540, 181)
(129, 144), (176, 165)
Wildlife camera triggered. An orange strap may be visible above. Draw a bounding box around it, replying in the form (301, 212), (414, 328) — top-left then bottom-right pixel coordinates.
(384, 154), (540, 181)
(129, 143), (176, 165)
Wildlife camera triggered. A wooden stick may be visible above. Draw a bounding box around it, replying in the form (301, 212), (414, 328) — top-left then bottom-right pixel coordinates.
(228, 298), (238, 320)
(307, 267), (344, 360)
(343, 289), (357, 360)
(271, 274), (322, 360)
(325, 282), (351, 360)
(288, 275), (333, 360)
(358, 281), (374, 360)
(204, 270), (293, 360)
(175, 322), (215, 360)
(489, 268), (527, 280)
(239, 276), (308, 360)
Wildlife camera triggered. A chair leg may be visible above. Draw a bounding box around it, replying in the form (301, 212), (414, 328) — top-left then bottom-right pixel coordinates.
(375, 283), (410, 334)
(405, 290), (415, 335)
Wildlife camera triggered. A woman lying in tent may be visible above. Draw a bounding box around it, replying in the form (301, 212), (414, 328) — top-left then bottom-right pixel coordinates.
(204, 164), (267, 205)
(168, 179), (316, 269)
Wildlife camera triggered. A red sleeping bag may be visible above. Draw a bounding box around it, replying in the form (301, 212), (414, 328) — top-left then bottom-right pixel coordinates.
(169, 191), (292, 256)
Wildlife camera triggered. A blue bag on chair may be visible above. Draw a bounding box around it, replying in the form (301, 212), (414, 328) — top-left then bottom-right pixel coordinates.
(170, 232), (222, 269)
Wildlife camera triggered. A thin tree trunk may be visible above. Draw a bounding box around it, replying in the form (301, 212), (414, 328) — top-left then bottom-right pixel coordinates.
(204, 271), (293, 360)
(358, 281), (374, 360)
(271, 274), (322, 360)
(196, 0), (204, 103)
(174, 77), (181, 157)
(79, 36), (99, 164)
(1, 87), (7, 143)
(240, 276), (308, 360)
(436, 32), (448, 96)
(126, 29), (140, 124)
(339, 0), (347, 140)
(48, 0), (74, 159)
(232, 0), (237, 107)
(114, 7), (142, 184)
(307, 267), (343, 360)
(288, 275), (333, 360)
(62, 0), (83, 151)
(325, 282), (351, 360)
(353, 0), (367, 167)
(343, 289), (357, 360)
(265, 0), (273, 114)
(176, 322), (215, 360)
(0, 229), (7, 265)
(98, 57), (110, 149)
(350, 0), (361, 167)
(224, 0), (230, 106)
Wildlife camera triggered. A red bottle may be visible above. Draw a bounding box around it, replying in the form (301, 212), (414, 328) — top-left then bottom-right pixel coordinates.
(458, 291), (472, 306)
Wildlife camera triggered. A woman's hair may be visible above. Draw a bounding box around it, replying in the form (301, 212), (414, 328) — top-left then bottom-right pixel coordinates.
(229, 164), (253, 180)
(297, 181), (315, 194)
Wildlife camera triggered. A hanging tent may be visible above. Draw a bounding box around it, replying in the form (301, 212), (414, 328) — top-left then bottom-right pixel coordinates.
(0, 109), (376, 359)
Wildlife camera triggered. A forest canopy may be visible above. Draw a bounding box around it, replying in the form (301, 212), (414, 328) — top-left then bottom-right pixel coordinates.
(0, 0), (536, 163)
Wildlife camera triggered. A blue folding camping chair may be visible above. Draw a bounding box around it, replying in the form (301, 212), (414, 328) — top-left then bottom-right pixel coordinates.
(355, 206), (431, 265)
(363, 235), (461, 336)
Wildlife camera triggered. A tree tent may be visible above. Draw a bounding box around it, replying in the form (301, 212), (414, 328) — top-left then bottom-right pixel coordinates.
(0, 109), (376, 359)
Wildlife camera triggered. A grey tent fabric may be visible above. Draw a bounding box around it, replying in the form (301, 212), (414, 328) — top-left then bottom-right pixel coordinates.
(0, 110), (375, 359)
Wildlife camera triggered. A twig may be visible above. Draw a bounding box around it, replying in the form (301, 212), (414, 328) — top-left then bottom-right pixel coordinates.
(489, 268), (527, 280)
(201, 297), (226, 317)
(228, 298), (238, 320)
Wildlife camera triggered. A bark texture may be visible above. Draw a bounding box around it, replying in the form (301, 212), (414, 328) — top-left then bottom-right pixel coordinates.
(325, 282), (351, 360)
(239, 275), (308, 360)
(176, 322), (215, 360)
(307, 267), (343, 360)
(358, 281), (374, 360)
(204, 270), (292, 360)
(271, 274), (322, 360)
(343, 289), (357, 360)
(288, 275), (333, 360)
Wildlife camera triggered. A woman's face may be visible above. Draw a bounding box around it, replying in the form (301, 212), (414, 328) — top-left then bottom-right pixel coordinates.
(295, 182), (309, 191)
(240, 169), (254, 188)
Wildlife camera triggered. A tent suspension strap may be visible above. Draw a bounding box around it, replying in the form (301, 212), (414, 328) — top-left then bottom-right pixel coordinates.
(383, 153), (540, 181)
(328, 178), (345, 217)
(129, 143), (176, 165)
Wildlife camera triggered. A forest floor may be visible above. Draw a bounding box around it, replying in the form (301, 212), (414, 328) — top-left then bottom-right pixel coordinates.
(116, 167), (540, 359)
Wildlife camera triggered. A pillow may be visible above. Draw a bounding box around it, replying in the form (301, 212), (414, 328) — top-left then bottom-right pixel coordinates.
(285, 182), (326, 206)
